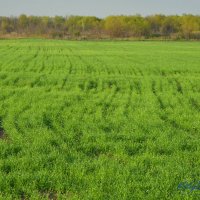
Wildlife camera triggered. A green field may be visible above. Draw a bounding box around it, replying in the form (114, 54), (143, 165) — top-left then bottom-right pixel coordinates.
(0, 39), (200, 199)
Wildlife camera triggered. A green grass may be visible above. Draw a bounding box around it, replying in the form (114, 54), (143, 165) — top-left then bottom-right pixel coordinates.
(0, 39), (200, 199)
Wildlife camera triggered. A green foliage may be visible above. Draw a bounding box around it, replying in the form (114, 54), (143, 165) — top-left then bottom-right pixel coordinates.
(0, 40), (200, 199)
(1, 14), (200, 39)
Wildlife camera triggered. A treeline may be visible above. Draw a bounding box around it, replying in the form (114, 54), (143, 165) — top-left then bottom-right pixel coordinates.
(0, 14), (200, 40)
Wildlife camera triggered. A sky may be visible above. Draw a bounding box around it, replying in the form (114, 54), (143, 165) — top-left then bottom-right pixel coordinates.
(0, 0), (200, 18)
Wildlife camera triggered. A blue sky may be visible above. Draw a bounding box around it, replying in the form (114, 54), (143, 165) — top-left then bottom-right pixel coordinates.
(0, 0), (200, 17)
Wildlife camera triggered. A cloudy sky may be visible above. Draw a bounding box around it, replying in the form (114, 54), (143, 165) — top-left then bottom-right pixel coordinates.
(0, 0), (199, 17)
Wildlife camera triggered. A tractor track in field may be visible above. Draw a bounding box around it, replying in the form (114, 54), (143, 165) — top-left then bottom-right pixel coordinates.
(174, 78), (184, 94)
(0, 117), (5, 139)
(67, 55), (73, 75)
(60, 55), (71, 89)
(48, 58), (55, 75)
(13, 105), (31, 135)
(61, 76), (68, 89)
(123, 83), (134, 117)
(0, 129), (4, 139)
(151, 79), (197, 133)
(59, 48), (74, 89)
(39, 60), (46, 73)
(0, 54), (21, 71)
(76, 54), (96, 74)
(101, 86), (119, 118)
(95, 57), (112, 75)
(189, 98), (200, 112)
(152, 81), (164, 109)
(117, 55), (145, 76)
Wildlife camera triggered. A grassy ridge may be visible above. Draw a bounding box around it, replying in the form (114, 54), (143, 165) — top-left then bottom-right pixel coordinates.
(0, 40), (200, 199)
